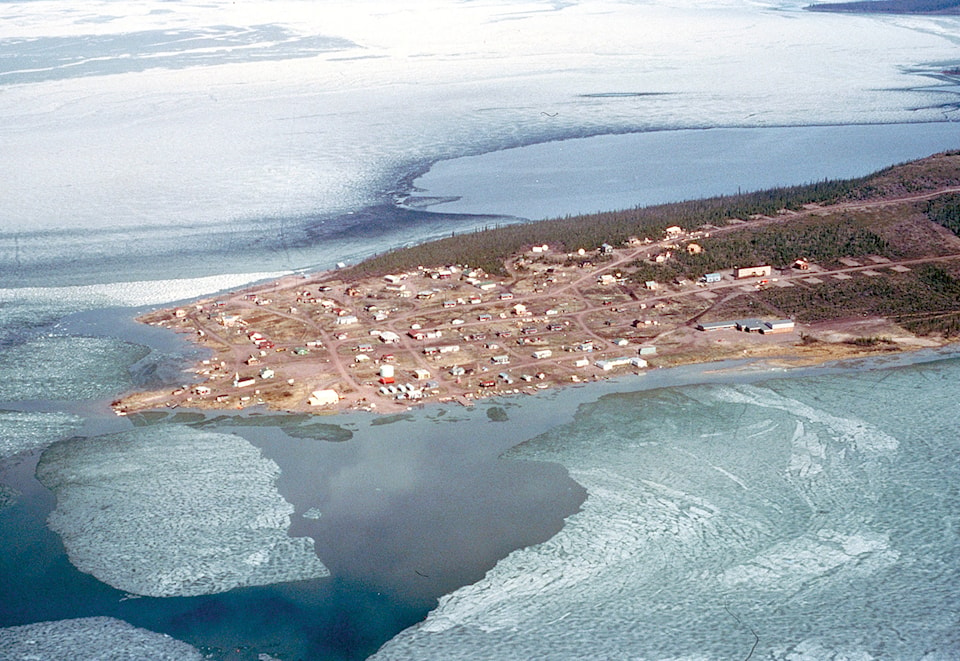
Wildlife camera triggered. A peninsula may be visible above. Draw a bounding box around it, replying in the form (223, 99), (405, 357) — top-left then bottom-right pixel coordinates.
(115, 151), (960, 415)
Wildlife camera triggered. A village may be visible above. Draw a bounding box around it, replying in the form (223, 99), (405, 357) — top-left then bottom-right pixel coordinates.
(116, 200), (955, 417)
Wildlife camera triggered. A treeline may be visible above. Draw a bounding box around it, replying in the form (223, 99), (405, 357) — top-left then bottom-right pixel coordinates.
(344, 176), (877, 279)
(759, 264), (960, 336)
(924, 193), (960, 235)
(341, 151), (960, 281)
(627, 218), (891, 284)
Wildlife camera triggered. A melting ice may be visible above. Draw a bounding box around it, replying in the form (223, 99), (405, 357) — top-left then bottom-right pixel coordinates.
(0, 617), (203, 660)
(36, 426), (329, 598)
(374, 359), (960, 659)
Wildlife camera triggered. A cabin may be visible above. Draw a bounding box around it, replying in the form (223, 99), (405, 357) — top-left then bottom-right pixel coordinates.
(233, 375), (257, 388)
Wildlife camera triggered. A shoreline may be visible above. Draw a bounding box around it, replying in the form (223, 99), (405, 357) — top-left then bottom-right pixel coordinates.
(113, 153), (960, 418)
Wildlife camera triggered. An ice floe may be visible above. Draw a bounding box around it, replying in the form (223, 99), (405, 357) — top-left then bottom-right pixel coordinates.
(0, 336), (149, 402)
(374, 364), (960, 659)
(0, 409), (81, 460)
(0, 271), (291, 310)
(36, 426), (329, 597)
(0, 617), (202, 660)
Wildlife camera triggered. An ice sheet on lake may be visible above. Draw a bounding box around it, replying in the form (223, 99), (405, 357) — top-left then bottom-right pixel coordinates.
(0, 617), (202, 660)
(374, 361), (960, 659)
(0, 336), (149, 402)
(0, 409), (81, 460)
(0, 271), (291, 310)
(1, 0), (958, 248)
(36, 426), (329, 597)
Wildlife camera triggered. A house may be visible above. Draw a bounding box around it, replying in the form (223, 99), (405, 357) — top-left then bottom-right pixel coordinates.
(336, 315), (359, 325)
(597, 274), (618, 285)
(793, 259), (810, 270)
(701, 272), (722, 283)
(574, 358), (590, 367)
(379, 331), (401, 344)
(259, 367), (275, 379)
(308, 389), (339, 406)
(735, 265), (772, 279)
(438, 344), (461, 354)
(664, 225), (683, 238)
(491, 355), (510, 365)
(499, 292), (514, 301)
(645, 280), (659, 290)
(612, 338), (629, 347)
(532, 349), (553, 359)
(638, 346), (658, 356)
(233, 374), (257, 388)
(686, 243), (703, 255)
(513, 303), (529, 316)
(600, 243), (614, 254)
(413, 369), (432, 380)
(193, 385), (211, 396)
(383, 274), (405, 284)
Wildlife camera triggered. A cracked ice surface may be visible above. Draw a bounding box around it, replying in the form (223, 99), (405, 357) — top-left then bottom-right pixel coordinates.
(0, 336), (149, 402)
(374, 362), (960, 659)
(2, 0), (959, 239)
(0, 617), (202, 660)
(0, 409), (81, 460)
(36, 426), (329, 597)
